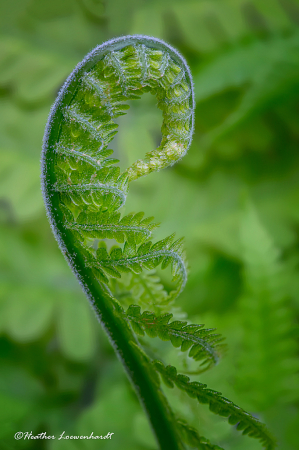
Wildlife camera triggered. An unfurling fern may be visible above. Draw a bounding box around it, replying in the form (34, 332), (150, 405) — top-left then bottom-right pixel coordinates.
(42, 35), (276, 450)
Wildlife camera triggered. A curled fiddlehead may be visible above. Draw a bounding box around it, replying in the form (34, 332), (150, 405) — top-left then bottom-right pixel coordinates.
(42, 35), (276, 450)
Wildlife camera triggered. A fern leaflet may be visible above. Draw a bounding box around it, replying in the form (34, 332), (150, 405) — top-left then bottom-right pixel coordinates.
(154, 361), (276, 450)
(126, 305), (223, 369)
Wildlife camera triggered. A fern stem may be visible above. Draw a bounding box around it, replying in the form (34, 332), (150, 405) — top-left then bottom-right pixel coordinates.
(43, 194), (184, 449)
(85, 277), (185, 450)
(41, 35), (190, 448)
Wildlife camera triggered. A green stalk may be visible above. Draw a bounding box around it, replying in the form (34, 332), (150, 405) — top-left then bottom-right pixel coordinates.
(42, 151), (184, 450)
(41, 35), (194, 450)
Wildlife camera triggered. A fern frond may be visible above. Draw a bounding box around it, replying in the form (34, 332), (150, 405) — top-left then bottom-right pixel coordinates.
(109, 270), (170, 310)
(153, 361), (276, 450)
(55, 161), (129, 217)
(177, 419), (224, 450)
(42, 34), (275, 450)
(237, 200), (299, 410)
(85, 234), (187, 302)
(126, 305), (222, 369)
(66, 209), (158, 245)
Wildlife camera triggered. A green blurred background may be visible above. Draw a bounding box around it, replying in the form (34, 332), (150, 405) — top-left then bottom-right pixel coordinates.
(1, 0), (299, 449)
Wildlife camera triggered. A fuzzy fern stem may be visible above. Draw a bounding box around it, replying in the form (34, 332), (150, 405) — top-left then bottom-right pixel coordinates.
(47, 214), (184, 449)
(42, 35), (194, 450)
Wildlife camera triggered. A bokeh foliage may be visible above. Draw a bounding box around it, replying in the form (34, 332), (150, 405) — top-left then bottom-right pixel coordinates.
(1, 0), (299, 449)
